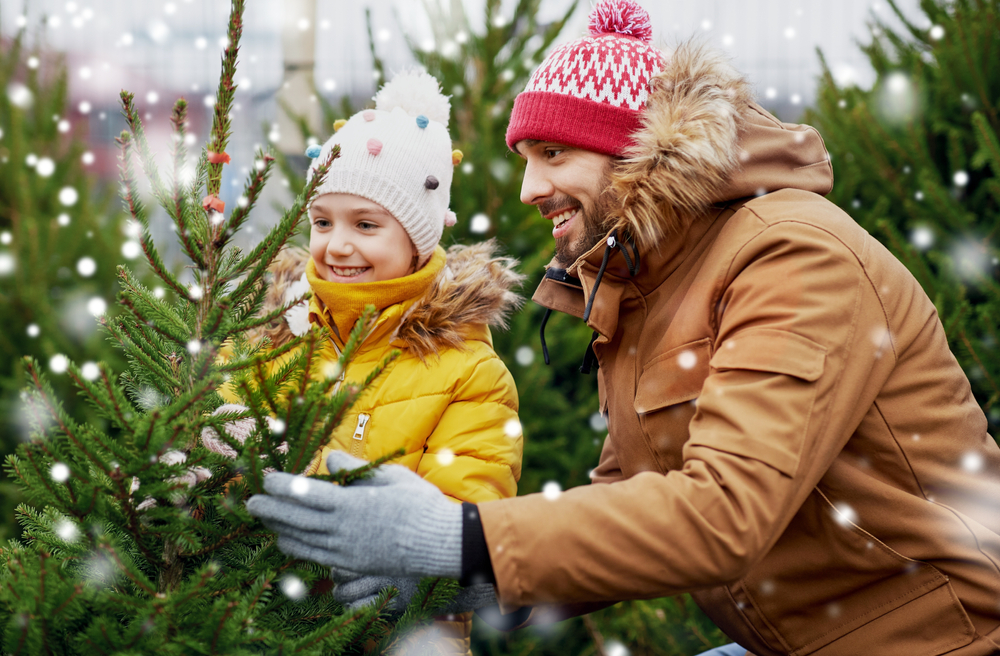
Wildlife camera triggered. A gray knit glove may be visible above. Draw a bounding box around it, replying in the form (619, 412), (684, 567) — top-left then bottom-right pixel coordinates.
(246, 451), (462, 579)
(331, 568), (496, 615)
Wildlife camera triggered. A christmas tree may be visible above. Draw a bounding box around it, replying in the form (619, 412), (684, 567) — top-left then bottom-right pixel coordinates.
(0, 1), (457, 652)
(806, 0), (1000, 438)
(0, 20), (128, 542)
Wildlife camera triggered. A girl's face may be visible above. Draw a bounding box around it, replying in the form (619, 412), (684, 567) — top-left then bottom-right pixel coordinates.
(309, 193), (417, 283)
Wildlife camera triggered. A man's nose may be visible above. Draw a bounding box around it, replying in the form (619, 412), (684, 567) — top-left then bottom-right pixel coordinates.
(520, 160), (554, 206)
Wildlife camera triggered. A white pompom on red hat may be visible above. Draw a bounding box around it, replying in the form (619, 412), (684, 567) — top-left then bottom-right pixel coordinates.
(506, 0), (664, 157)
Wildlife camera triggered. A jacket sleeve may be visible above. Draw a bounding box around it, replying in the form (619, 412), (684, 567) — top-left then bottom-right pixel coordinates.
(479, 220), (895, 607)
(589, 434), (624, 485)
(416, 350), (523, 504)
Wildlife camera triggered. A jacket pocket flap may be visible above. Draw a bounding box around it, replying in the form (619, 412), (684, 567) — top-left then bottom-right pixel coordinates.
(710, 329), (826, 382)
(635, 339), (711, 414)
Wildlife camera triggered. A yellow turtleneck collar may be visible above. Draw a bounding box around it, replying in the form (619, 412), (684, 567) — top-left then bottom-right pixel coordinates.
(306, 246), (446, 341)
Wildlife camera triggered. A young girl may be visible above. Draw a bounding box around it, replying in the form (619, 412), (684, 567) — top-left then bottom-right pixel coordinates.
(209, 71), (523, 654)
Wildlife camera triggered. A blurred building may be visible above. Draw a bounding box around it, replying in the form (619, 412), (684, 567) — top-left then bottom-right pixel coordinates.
(1, 0), (925, 265)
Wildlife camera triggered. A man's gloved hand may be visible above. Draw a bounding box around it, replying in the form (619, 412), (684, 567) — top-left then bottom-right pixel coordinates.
(330, 567), (496, 616)
(246, 451), (462, 579)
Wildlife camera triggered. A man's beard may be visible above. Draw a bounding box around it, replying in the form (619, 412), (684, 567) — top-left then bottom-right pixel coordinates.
(555, 194), (612, 269)
(549, 178), (616, 269)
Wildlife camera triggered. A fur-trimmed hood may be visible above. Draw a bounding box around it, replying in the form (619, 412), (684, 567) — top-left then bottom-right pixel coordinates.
(257, 241), (524, 359)
(609, 42), (834, 251)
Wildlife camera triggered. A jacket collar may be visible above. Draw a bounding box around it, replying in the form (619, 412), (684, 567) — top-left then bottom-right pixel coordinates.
(260, 241), (523, 361)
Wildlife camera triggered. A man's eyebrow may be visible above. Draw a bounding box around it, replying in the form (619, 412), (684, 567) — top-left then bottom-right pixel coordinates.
(513, 138), (542, 156)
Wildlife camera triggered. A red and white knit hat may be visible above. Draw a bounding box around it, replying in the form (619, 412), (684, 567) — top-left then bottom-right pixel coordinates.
(505, 0), (665, 157)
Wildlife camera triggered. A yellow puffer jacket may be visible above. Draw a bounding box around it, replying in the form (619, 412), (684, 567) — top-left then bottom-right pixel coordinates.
(226, 241), (524, 655)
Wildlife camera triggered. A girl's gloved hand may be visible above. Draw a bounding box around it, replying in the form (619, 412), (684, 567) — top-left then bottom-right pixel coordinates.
(330, 567), (497, 616)
(200, 403), (288, 458)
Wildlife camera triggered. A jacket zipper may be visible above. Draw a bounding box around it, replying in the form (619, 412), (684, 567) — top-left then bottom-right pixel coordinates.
(350, 413), (371, 458)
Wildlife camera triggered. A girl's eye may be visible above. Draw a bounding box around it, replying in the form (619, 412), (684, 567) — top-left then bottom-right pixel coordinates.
(312, 218), (331, 228)
(358, 221), (377, 231)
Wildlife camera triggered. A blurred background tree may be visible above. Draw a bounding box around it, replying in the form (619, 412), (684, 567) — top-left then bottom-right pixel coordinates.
(0, 24), (128, 542)
(807, 0), (1000, 440)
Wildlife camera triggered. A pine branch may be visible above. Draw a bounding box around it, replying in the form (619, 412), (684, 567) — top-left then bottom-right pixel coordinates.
(115, 135), (189, 299)
(169, 98), (206, 268)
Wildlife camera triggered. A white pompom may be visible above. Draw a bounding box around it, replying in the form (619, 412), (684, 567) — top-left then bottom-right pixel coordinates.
(374, 70), (450, 127)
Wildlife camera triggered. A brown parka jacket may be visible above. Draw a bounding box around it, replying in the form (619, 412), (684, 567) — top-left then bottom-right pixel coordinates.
(479, 44), (1000, 655)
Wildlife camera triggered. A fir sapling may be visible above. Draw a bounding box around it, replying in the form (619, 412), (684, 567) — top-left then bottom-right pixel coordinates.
(0, 1), (457, 653)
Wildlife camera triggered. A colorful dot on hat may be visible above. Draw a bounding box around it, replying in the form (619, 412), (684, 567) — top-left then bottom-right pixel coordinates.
(333, 119), (348, 132)
(452, 149), (464, 166)
(424, 175), (439, 190)
(416, 115), (429, 129)
(363, 110), (376, 122)
(305, 144), (322, 158)
(367, 138), (383, 156)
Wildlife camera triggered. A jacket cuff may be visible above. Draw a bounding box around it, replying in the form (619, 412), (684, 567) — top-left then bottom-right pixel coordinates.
(460, 503), (495, 586)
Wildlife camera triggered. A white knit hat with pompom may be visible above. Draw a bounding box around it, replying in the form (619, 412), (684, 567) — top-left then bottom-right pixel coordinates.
(306, 70), (457, 266)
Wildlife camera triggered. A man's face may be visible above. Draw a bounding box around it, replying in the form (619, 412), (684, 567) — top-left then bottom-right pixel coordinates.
(515, 140), (615, 269)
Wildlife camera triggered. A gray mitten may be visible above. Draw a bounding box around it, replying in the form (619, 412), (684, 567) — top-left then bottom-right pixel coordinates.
(246, 451), (462, 579)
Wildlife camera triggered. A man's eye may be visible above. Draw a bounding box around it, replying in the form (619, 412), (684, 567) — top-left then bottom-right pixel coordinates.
(546, 149), (563, 158)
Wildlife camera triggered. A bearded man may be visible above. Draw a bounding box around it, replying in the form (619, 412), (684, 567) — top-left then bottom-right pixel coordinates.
(248, 2), (1000, 654)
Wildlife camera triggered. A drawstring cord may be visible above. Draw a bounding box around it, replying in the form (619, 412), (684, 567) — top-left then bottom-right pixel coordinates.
(582, 230), (640, 323)
(539, 231), (640, 375)
(540, 308), (553, 365)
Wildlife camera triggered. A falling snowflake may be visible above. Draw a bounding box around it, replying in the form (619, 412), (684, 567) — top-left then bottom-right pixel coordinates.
(878, 72), (918, 124)
(953, 171), (969, 187)
(36, 157), (56, 177)
(87, 297), (107, 317)
(542, 481), (562, 500)
(677, 350), (697, 370)
(50, 354), (69, 374)
(589, 412), (608, 432)
(80, 362), (100, 381)
(54, 518), (79, 542)
(26, 324), (40, 337)
(436, 448), (455, 466)
(929, 25), (945, 40)
(606, 640), (630, 656)
(514, 346), (534, 366)
(469, 213), (491, 234)
(59, 187), (79, 206)
(911, 227), (934, 249)
(961, 452), (984, 473)
(7, 83), (33, 108)
(77, 257), (96, 277)
(0, 254), (11, 277)
(51, 462), (71, 482)
(831, 502), (857, 527)
(290, 476), (311, 496)
(504, 419), (522, 438)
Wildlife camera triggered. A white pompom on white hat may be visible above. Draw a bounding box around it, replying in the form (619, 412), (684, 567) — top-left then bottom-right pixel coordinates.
(307, 71), (456, 267)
